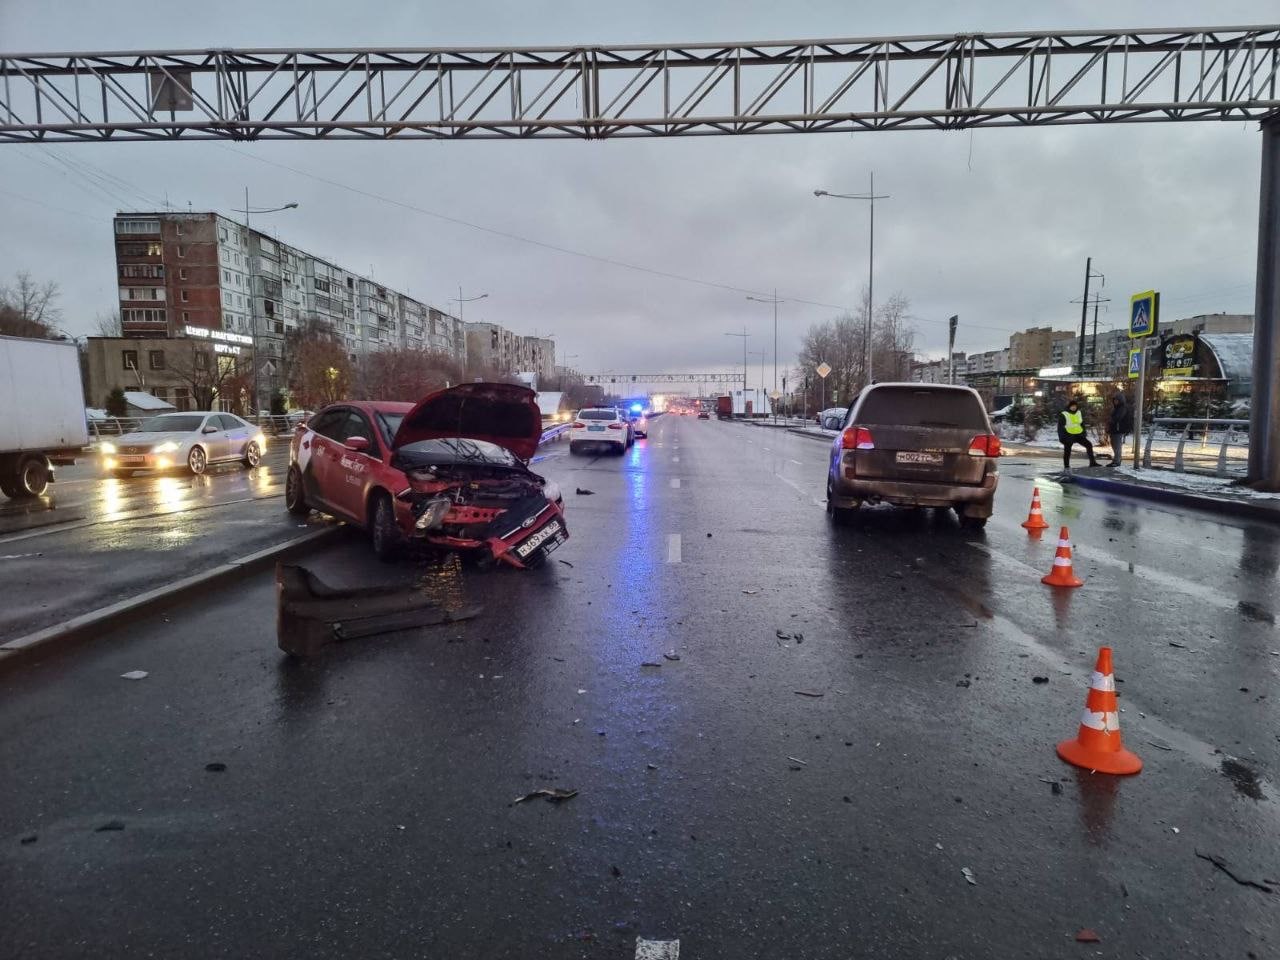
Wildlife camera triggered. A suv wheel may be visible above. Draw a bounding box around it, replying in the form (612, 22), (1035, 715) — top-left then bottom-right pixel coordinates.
(370, 492), (402, 562)
(826, 479), (856, 526)
(958, 513), (988, 530)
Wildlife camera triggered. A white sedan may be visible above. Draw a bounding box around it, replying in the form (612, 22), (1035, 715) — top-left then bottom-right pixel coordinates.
(101, 412), (266, 477)
(568, 408), (632, 455)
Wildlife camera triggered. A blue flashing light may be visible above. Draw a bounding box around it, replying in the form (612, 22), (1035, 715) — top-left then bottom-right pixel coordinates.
(630, 403), (643, 412)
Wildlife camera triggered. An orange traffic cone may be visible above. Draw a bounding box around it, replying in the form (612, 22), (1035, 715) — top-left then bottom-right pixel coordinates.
(1057, 647), (1143, 775)
(1021, 487), (1050, 530)
(1041, 526), (1084, 587)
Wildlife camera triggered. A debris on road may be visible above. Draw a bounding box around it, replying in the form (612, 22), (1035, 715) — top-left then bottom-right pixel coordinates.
(1194, 850), (1274, 893)
(1032, 676), (1049, 684)
(1051, 782), (1063, 795)
(95, 820), (125, 832)
(20, 834), (37, 845)
(575, 488), (595, 496)
(647, 764), (658, 770)
(785, 756), (808, 766)
(742, 589), (760, 595)
(558, 559), (574, 568)
(1168, 641), (1188, 648)
(1147, 738), (1173, 751)
(276, 563), (481, 656)
(514, 788), (579, 805)
(663, 651), (681, 661)
(120, 671), (148, 680)
(577, 689), (587, 695)
(956, 679), (970, 688)
(204, 762), (227, 772)
(641, 661), (662, 668)
(776, 629), (792, 640)
(1075, 929), (1101, 943)
(961, 867), (976, 885)
(794, 690), (824, 698)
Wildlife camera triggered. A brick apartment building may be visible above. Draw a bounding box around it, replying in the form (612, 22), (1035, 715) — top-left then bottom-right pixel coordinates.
(111, 212), (470, 409)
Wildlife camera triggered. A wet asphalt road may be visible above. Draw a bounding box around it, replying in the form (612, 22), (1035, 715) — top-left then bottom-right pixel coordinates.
(0, 445), (330, 640)
(1, 414), (1278, 959)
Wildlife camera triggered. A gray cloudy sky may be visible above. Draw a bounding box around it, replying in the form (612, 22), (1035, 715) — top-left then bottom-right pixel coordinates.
(0, 0), (1271, 380)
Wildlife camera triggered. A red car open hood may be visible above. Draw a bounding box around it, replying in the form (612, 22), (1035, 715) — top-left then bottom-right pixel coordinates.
(391, 382), (543, 461)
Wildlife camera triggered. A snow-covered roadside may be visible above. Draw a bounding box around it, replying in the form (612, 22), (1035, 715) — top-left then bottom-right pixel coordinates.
(1108, 466), (1280, 500)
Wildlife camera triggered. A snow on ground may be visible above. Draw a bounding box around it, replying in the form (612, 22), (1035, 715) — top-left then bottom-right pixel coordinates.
(1109, 465), (1280, 500)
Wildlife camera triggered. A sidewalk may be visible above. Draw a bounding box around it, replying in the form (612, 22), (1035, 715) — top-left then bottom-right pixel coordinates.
(1062, 465), (1280, 525)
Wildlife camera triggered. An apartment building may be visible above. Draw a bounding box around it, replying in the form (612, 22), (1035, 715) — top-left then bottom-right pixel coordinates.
(114, 212), (468, 407)
(465, 323), (556, 381)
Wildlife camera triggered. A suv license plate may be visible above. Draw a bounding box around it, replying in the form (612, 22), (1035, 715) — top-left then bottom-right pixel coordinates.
(895, 451), (944, 465)
(516, 520), (562, 557)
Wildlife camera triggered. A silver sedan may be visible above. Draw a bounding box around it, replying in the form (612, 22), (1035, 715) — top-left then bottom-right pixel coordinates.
(100, 412), (267, 477)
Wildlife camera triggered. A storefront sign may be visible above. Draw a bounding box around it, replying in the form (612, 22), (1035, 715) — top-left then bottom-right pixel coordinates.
(184, 324), (253, 346)
(1162, 335), (1197, 378)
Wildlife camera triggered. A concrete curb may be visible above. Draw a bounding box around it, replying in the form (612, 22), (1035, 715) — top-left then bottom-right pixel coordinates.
(787, 428), (836, 442)
(1067, 473), (1280, 525)
(0, 525), (346, 674)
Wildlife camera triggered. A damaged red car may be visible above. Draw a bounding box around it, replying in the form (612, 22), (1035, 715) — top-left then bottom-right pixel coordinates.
(285, 383), (567, 568)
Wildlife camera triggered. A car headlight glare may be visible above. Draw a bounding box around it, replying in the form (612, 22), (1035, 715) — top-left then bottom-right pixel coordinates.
(100, 442), (117, 454)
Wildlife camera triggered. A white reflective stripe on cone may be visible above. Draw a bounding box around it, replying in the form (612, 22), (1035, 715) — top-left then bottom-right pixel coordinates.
(1090, 671), (1116, 692)
(1057, 539), (1072, 548)
(1053, 557), (1073, 567)
(1080, 708), (1121, 732)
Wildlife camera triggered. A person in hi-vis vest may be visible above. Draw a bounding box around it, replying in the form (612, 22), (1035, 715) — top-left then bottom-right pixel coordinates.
(1056, 397), (1099, 470)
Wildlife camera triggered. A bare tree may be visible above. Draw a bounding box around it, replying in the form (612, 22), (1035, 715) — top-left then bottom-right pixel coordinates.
(797, 289), (917, 411)
(167, 342), (246, 411)
(93, 310), (123, 338)
(286, 318), (352, 410)
(0, 271), (62, 339)
(361, 348), (463, 401)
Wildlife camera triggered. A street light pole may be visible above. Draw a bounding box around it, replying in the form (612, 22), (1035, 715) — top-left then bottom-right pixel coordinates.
(747, 290), (784, 423)
(724, 328), (749, 390)
(236, 190), (298, 415)
(815, 175), (890, 387)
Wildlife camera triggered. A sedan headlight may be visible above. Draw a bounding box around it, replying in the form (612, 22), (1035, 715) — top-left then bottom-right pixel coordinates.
(152, 441), (180, 454)
(100, 442), (117, 454)
(254, 433), (267, 449)
(542, 480), (562, 504)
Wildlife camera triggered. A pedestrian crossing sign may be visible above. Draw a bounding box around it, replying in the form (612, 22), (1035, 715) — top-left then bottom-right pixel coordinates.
(1129, 290), (1158, 339)
(1127, 347), (1142, 379)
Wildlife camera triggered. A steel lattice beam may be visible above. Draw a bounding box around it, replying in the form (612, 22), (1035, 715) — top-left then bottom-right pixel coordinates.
(2, 26), (1280, 142)
(581, 373), (744, 384)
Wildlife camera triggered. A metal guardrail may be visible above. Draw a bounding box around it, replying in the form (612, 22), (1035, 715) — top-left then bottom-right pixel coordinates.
(88, 414), (306, 442)
(539, 424), (571, 444)
(1142, 418), (1250, 477)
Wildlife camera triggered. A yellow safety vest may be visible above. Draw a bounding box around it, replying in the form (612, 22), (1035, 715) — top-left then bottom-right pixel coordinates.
(1063, 410), (1084, 435)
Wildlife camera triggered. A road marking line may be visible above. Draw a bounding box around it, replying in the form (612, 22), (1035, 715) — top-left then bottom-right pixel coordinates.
(666, 533), (682, 564)
(636, 938), (680, 959)
(670, 478), (681, 489)
(789, 458), (803, 465)
(776, 472), (826, 508)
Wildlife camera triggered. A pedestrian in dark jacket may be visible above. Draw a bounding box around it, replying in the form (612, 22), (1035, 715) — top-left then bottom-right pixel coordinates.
(1106, 390), (1135, 467)
(1057, 398), (1099, 470)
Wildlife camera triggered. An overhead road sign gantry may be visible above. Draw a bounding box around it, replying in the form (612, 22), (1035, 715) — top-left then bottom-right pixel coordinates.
(2, 26), (1280, 142)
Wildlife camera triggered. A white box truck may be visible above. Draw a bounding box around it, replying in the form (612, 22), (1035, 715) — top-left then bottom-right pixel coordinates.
(0, 334), (89, 498)
(729, 388), (772, 417)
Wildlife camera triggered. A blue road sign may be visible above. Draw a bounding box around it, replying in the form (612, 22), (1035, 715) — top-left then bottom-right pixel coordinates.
(1128, 347), (1142, 379)
(1129, 290), (1157, 339)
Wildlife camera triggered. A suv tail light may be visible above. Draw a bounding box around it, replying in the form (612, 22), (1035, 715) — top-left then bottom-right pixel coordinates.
(841, 426), (875, 450)
(572, 421), (586, 429)
(968, 434), (1002, 457)
(607, 422), (624, 430)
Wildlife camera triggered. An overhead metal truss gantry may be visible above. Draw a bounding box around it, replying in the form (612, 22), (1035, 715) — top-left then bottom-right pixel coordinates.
(582, 373), (743, 385)
(2, 26), (1280, 142)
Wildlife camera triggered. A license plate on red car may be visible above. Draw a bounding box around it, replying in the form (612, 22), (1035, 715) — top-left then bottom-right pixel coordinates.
(516, 519), (563, 558)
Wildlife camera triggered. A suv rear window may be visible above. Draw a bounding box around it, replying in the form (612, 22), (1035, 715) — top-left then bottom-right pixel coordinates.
(578, 410), (618, 421)
(854, 387), (989, 429)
